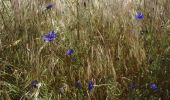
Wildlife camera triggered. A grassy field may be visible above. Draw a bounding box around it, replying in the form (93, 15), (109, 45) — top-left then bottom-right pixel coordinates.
(0, 0), (170, 100)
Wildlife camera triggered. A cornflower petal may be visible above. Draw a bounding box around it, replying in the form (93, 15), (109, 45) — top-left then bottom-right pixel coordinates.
(88, 80), (93, 93)
(149, 83), (157, 90)
(135, 11), (144, 20)
(42, 31), (57, 42)
(66, 49), (74, 55)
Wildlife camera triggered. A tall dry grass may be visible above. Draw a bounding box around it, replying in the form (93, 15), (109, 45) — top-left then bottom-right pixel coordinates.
(0, 0), (170, 99)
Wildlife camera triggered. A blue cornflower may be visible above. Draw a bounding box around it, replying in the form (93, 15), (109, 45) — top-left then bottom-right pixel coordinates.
(66, 49), (74, 55)
(88, 80), (93, 93)
(135, 11), (144, 20)
(46, 4), (54, 10)
(75, 80), (82, 89)
(42, 31), (57, 42)
(149, 83), (157, 90)
(31, 80), (38, 88)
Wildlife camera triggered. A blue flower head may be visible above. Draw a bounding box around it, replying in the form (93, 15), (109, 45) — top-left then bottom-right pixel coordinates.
(66, 49), (74, 55)
(42, 31), (57, 42)
(46, 4), (54, 10)
(88, 80), (93, 93)
(149, 83), (157, 90)
(31, 80), (38, 88)
(135, 11), (144, 20)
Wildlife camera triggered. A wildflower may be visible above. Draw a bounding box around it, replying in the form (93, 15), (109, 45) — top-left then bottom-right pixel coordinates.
(135, 11), (144, 20)
(149, 83), (157, 90)
(42, 31), (57, 42)
(46, 4), (54, 10)
(88, 80), (93, 93)
(66, 49), (74, 55)
(75, 80), (82, 89)
(31, 80), (38, 88)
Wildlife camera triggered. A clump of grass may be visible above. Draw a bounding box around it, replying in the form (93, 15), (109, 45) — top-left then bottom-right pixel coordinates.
(0, 0), (170, 99)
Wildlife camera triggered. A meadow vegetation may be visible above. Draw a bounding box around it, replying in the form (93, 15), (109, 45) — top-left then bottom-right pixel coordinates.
(0, 0), (170, 99)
